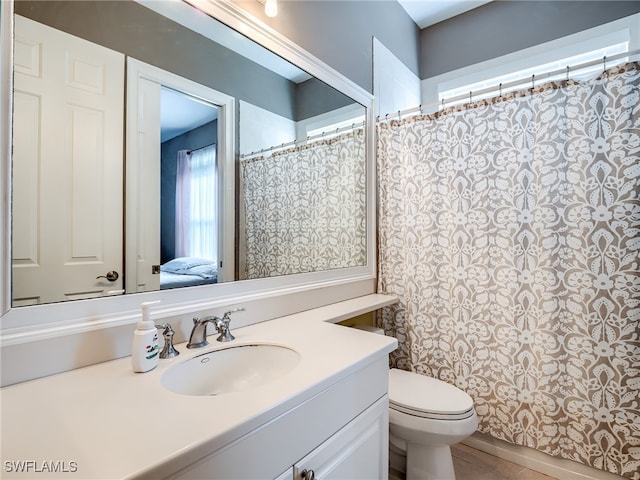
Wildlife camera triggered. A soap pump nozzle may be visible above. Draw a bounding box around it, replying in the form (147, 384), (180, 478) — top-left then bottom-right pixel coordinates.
(138, 300), (161, 329)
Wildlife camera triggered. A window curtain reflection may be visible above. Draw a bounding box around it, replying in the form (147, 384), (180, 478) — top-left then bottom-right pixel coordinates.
(377, 63), (640, 479)
(240, 129), (366, 279)
(175, 145), (217, 261)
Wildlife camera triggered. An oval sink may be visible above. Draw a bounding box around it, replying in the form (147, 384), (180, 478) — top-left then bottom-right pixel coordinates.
(161, 344), (300, 396)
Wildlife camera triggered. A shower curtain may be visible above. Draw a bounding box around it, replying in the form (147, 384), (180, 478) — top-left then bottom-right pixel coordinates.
(241, 129), (366, 279)
(377, 63), (640, 479)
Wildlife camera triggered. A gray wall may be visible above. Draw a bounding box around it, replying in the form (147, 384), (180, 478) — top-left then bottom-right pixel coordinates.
(17, 1), (639, 122)
(231, 0), (421, 93)
(15, 0), (297, 120)
(229, 0), (640, 93)
(15, 1), (362, 119)
(295, 78), (354, 121)
(420, 1), (640, 79)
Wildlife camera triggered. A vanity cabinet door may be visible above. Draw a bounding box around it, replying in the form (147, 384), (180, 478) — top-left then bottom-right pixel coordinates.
(292, 396), (388, 480)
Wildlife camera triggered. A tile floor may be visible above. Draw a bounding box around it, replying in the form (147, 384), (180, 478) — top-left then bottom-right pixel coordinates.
(451, 443), (557, 480)
(389, 443), (557, 480)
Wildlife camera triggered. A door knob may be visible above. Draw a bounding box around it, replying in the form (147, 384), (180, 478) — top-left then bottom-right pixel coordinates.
(96, 271), (119, 282)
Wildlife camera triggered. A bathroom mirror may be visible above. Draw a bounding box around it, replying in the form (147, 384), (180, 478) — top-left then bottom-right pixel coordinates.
(8, 0), (368, 307)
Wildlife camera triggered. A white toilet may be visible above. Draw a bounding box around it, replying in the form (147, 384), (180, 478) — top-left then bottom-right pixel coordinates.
(354, 326), (478, 480)
(388, 368), (478, 480)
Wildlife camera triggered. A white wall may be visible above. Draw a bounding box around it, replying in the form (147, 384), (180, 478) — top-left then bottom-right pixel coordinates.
(239, 100), (296, 155)
(373, 38), (420, 118)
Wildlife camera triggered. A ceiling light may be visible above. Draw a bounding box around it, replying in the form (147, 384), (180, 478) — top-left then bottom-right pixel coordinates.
(264, 0), (278, 17)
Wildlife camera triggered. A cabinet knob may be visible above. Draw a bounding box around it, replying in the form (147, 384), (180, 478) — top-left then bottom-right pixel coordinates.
(300, 469), (316, 480)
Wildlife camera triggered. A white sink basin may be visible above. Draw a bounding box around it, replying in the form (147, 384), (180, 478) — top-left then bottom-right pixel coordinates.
(161, 344), (300, 396)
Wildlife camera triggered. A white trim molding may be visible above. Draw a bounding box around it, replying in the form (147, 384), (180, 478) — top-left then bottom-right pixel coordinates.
(0, 0), (13, 320)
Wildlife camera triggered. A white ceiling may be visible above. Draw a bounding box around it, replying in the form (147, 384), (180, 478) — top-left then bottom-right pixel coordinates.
(397, 0), (493, 29)
(160, 87), (219, 143)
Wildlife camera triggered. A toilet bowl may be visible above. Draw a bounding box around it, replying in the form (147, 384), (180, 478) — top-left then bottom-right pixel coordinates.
(353, 326), (478, 480)
(389, 368), (477, 480)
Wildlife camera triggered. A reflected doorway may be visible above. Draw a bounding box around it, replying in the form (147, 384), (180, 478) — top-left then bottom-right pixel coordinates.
(126, 58), (235, 294)
(160, 88), (219, 290)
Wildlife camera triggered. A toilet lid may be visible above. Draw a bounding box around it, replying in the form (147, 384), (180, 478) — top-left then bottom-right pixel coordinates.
(389, 369), (474, 419)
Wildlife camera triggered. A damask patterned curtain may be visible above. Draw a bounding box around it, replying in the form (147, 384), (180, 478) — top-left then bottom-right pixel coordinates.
(377, 63), (640, 479)
(241, 129), (366, 279)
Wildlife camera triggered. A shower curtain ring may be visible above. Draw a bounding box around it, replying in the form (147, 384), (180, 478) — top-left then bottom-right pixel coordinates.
(499, 83), (502, 97)
(603, 55), (607, 73)
(397, 110), (401, 120)
(566, 65), (570, 81)
(531, 74), (535, 89)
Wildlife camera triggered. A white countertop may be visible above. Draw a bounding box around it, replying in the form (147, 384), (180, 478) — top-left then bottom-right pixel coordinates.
(0, 294), (397, 479)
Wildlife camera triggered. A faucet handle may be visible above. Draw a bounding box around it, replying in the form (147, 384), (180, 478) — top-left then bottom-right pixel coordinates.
(155, 323), (180, 358)
(155, 322), (171, 333)
(216, 307), (245, 342)
(222, 307), (245, 320)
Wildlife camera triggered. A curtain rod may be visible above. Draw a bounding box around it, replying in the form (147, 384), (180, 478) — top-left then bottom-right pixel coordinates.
(186, 143), (215, 155)
(240, 121), (365, 160)
(378, 49), (640, 123)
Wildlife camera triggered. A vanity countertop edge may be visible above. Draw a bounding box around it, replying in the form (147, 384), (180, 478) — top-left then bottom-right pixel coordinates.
(0, 293), (398, 479)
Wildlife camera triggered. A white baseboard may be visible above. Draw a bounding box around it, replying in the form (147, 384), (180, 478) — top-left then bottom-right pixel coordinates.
(463, 432), (626, 480)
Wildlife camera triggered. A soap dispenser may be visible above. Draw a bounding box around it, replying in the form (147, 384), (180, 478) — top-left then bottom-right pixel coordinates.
(132, 300), (161, 373)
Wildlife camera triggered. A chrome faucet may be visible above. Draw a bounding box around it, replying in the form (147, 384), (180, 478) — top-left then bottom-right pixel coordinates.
(187, 308), (245, 348)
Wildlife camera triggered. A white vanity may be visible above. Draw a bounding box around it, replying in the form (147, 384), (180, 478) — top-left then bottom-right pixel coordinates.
(0, 295), (397, 479)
